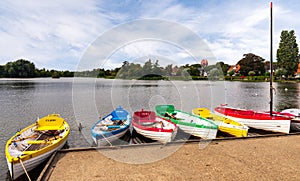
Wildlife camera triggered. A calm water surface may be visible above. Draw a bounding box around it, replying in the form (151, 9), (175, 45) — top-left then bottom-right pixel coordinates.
(0, 78), (299, 179)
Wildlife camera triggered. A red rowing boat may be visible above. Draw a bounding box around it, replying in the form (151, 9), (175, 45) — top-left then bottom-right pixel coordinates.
(132, 109), (177, 143)
(214, 105), (291, 133)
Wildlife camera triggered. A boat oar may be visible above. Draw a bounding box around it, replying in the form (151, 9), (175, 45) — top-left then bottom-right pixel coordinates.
(18, 157), (32, 181)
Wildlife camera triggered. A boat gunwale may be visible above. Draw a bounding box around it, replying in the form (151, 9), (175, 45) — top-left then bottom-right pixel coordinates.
(215, 106), (292, 121)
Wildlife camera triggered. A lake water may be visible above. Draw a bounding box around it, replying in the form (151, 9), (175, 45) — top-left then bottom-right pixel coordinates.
(1, 78), (299, 179)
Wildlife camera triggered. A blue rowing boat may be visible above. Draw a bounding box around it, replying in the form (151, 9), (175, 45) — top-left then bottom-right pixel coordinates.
(91, 106), (131, 146)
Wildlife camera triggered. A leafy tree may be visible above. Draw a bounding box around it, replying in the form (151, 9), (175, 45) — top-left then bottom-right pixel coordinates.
(203, 64), (216, 72)
(62, 70), (74, 77)
(111, 67), (120, 77)
(264, 72), (270, 77)
(117, 61), (144, 79)
(237, 53), (265, 76)
(248, 71), (255, 76)
(275, 68), (287, 79)
(216, 62), (230, 76)
(97, 68), (106, 77)
(276, 30), (299, 77)
(208, 68), (223, 80)
(152, 60), (163, 76)
(128, 63), (142, 78)
(0, 65), (4, 77)
(142, 59), (153, 75)
(118, 61), (130, 78)
(178, 67), (192, 80)
(187, 64), (201, 76)
(51, 71), (60, 78)
(228, 70), (235, 76)
(228, 70), (235, 80)
(165, 64), (173, 76)
(3, 59), (36, 78)
(248, 71), (255, 80)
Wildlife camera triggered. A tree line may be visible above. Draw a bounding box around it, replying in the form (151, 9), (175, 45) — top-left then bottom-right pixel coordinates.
(0, 59), (74, 78)
(76, 59), (234, 80)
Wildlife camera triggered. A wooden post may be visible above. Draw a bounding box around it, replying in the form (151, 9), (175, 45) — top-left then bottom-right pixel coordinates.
(270, 2), (273, 117)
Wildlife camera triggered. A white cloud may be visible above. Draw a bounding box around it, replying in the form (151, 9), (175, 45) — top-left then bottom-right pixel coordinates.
(0, 0), (116, 70)
(77, 19), (212, 70)
(1, 0), (300, 70)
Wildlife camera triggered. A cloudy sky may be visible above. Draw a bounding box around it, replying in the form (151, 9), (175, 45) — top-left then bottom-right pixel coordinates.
(1, 0), (300, 70)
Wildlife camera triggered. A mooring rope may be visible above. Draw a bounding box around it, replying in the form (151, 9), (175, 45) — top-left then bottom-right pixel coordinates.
(270, 85), (276, 95)
(18, 157), (32, 181)
(101, 133), (112, 146)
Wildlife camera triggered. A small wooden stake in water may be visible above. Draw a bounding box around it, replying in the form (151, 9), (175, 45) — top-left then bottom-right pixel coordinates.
(78, 122), (82, 132)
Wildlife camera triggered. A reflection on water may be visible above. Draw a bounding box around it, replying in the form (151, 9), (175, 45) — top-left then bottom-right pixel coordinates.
(0, 82), (36, 89)
(0, 78), (299, 179)
(275, 82), (300, 111)
(224, 82), (270, 110)
(223, 81), (300, 111)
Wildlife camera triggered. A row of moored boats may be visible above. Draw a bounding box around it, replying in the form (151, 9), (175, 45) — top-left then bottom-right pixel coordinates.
(5, 105), (300, 180)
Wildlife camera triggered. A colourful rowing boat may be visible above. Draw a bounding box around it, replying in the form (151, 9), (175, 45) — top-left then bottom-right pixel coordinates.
(278, 109), (300, 132)
(214, 105), (291, 134)
(192, 108), (248, 137)
(132, 109), (177, 143)
(5, 114), (70, 180)
(155, 105), (218, 139)
(91, 106), (131, 146)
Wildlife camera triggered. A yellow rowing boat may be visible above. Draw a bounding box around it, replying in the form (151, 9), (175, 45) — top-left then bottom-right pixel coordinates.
(192, 108), (248, 137)
(5, 114), (70, 180)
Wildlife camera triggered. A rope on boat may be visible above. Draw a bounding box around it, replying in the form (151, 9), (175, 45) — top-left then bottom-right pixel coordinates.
(18, 157), (32, 181)
(101, 133), (112, 147)
(270, 85), (276, 95)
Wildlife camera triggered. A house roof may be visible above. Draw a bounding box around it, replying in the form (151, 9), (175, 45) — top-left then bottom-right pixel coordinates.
(227, 64), (240, 73)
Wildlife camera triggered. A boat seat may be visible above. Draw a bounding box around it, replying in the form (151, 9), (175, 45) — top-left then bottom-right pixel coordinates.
(22, 151), (38, 155)
(107, 125), (121, 129)
(140, 122), (157, 126)
(26, 140), (52, 144)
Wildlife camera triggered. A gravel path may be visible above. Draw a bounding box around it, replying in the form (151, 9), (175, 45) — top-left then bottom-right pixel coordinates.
(48, 135), (300, 181)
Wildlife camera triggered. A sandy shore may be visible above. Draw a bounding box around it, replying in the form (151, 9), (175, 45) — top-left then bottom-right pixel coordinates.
(47, 135), (300, 181)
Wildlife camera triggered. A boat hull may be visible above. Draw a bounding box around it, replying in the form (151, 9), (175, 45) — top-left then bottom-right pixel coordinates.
(177, 124), (218, 139)
(133, 126), (177, 143)
(291, 120), (300, 132)
(7, 139), (67, 180)
(217, 122), (248, 137)
(92, 127), (129, 146)
(281, 109), (300, 132)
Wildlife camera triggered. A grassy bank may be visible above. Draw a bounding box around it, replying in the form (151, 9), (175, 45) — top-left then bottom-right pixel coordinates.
(97, 75), (300, 82)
